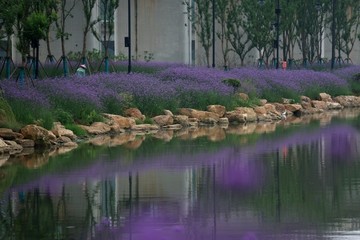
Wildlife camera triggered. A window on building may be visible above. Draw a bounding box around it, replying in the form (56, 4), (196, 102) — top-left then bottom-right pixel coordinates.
(102, 41), (115, 57)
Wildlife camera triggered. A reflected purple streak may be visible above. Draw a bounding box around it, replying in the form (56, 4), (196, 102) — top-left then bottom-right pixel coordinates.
(93, 211), (263, 240)
(216, 156), (265, 191)
(123, 215), (189, 240)
(9, 123), (360, 195)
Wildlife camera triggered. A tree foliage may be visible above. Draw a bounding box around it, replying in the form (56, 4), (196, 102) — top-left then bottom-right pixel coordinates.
(184, 0), (213, 67)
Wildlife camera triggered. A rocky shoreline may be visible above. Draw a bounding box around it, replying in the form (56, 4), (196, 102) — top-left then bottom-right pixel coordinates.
(0, 92), (360, 167)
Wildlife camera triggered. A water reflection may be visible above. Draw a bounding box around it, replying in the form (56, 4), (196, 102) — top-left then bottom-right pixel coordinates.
(1, 119), (360, 239)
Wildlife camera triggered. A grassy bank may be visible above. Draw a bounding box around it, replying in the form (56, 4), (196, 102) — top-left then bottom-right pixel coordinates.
(0, 62), (359, 133)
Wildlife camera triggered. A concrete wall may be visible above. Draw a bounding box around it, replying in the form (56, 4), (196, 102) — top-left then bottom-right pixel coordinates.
(115, 0), (191, 63)
(11, 1), (360, 66)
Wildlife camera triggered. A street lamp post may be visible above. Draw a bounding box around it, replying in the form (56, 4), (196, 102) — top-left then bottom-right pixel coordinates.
(212, 0), (215, 68)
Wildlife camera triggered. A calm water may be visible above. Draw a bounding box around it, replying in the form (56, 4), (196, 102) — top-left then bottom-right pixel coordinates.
(2, 111), (360, 240)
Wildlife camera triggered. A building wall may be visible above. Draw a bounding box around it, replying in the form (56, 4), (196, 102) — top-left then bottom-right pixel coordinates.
(115, 0), (191, 63)
(11, 1), (360, 67)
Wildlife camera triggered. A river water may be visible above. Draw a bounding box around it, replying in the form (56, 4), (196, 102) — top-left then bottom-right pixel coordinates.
(1, 110), (360, 240)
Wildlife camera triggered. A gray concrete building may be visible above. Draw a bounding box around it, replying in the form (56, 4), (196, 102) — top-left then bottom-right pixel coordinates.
(7, 0), (360, 67)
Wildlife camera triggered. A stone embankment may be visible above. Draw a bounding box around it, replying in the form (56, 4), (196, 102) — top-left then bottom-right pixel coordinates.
(0, 92), (360, 167)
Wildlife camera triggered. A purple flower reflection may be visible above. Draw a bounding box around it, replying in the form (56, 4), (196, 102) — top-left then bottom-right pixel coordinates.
(126, 215), (188, 240)
(216, 156), (264, 191)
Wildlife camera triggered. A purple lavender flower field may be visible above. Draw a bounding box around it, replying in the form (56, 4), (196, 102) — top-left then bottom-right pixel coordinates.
(1, 63), (359, 125)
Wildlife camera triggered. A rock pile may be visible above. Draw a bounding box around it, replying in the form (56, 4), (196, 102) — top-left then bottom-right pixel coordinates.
(0, 92), (360, 166)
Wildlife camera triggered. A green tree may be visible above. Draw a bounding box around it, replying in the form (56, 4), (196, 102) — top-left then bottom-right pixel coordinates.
(294, 0), (319, 65)
(335, 0), (360, 63)
(43, 0), (58, 63)
(14, 0), (32, 66)
(215, 0), (231, 69)
(55, 0), (76, 76)
(239, 0), (273, 66)
(225, 0), (251, 66)
(280, 0), (298, 63)
(185, 0), (213, 67)
(92, 0), (119, 72)
(0, 0), (18, 78)
(80, 0), (100, 66)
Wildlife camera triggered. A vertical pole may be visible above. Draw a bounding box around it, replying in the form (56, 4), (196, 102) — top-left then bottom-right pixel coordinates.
(128, 0), (132, 74)
(5, 57), (10, 79)
(35, 45), (39, 79)
(331, 0), (336, 70)
(275, 0), (280, 69)
(212, 0), (215, 68)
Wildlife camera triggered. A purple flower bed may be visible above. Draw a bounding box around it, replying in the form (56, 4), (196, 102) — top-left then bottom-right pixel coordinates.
(0, 63), (358, 118)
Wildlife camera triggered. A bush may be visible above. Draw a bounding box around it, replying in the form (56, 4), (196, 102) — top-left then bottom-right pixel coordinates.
(54, 109), (74, 125)
(64, 123), (88, 137)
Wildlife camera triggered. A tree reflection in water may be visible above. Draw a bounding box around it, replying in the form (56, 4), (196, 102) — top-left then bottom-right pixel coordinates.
(0, 123), (360, 239)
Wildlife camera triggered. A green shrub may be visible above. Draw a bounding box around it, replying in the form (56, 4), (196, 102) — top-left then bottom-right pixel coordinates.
(0, 97), (17, 126)
(103, 96), (123, 115)
(64, 123), (88, 137)
(222, 78), (241, 93)
(349, 73), (360, 95)
(143, 117), (154, 124)
(261, 86), (300, 103)
(79, 109), (103, 125)
(54, 109), (74, 125)
(8, 100), (54, 129)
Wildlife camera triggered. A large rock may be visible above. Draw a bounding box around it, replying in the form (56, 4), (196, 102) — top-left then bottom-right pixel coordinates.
(0, 128), (23, 140)
(4, 140), (23, 155)
(225, 107), (257, 123)
(326, 102), (343, 110)
(333, 96), (360, 107)
(103, 113), (136, 131)
(20, 124), (56, 146)
(51, 122), (76, 140)
(284, 104), (302, 113)
(300, 96), (312, 109)
(178, 108), (219, 123)
(152, 115), (174, 126)
(311, 100), (328, 110)
(80, 122), (111, 135)
(173, 115), (190, 126)
(124, 108), (145, 121)
(207, 105), (226, 117)
(131, 124), (159, 132)
(319, 92), (332, 102)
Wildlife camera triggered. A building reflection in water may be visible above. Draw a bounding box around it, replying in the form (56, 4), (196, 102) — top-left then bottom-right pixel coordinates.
(1, 123), (360, 239)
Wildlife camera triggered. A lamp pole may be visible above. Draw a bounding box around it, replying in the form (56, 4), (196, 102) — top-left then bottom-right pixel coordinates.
(275, 0), (280, 69)
(331, 0), (336, 70)
(212, 0), (215, 68)
(128, 0), (132, 73)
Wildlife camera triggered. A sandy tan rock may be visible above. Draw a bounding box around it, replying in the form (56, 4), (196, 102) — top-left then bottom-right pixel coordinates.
(178, 108), (220, 123)
(0, 128), (23, 140)
(237, 93), (249, 101)
(163, 109), (174, 116)
(103, 113), (136, 130)
(207, 105), (226, 117)
(152, 115), (174, 126)
(311, 100), (328, 110)
(333, 96), (360, 107)
(80, 122), (111, 135)
(52, 122), (76, 140)
(173, 115), (189, 126)
(124, 108), (145, 121)
(319, 92), (332, 102)
(20, 124), (56, 146)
